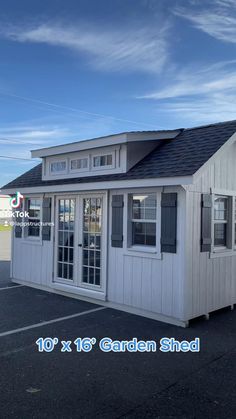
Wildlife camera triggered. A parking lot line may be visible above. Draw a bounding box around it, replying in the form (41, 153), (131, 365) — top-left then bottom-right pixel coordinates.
(0, 306), (106, 338)
(0, 285), (24, 291)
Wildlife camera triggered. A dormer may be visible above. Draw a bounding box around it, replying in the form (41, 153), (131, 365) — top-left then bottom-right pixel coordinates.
(31, 130), (181, 181)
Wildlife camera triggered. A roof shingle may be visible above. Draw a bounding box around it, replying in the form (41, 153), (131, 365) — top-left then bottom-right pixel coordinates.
(2, 119), (236, 190)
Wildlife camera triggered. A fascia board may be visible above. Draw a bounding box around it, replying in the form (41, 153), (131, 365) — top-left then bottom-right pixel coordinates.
(1, 175), (193, 195)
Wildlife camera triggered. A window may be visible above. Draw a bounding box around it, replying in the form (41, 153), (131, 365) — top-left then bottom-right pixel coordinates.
(131, 194), (156, 246)
(93, 154), (113, 168)
(82, 197), (102, 286)
(26, 198), (41, 237)
(70, 158), (88, 171)
(50, 161), (67, 174)
(57, 199), (75, 280)
(214, 196), (228, 247)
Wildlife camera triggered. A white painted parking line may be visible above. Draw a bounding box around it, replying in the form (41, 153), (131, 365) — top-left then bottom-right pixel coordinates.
(0, 285), (24, 291)
(0, 306), (106, 338)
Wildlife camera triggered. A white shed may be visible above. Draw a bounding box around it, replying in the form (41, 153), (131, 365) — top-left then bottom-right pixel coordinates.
(2, 120), (236, 327)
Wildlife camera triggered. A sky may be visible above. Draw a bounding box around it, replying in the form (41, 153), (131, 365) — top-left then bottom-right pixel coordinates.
(1, 0), (236, 186)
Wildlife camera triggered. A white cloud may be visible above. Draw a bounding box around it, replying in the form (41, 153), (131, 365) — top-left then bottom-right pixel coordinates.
(139, 61), (236, 100)
(0, 114), (123, 160)
(174, 0), (236, 43)
(138, 61), (236, 124)
(157, 93), (236, 124)
(0, 126), (72, 145)
(1, 22), (170, 73)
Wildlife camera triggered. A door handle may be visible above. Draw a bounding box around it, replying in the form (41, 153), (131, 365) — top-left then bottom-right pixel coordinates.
(78, 243), (83, 247)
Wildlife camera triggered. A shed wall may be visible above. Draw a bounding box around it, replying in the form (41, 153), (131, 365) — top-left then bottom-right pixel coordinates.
(12, 239), (53, 287)
(12, 194), (54, 288)
(107, 186), (186, 321)
(184, 141), (236, 319)
(11, 186), (186, 324)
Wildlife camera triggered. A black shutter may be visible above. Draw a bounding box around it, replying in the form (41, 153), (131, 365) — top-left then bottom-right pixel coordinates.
(15, 225), (22, 238)
(161, 193), (177, 253)
(111, 195), (124, 248)
(201, 194), (212, 252)
(14, 201), (23, 238)
(42, 198), (52, 241)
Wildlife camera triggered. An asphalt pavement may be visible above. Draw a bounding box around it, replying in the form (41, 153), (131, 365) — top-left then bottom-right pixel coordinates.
(0, 260), (236, 418)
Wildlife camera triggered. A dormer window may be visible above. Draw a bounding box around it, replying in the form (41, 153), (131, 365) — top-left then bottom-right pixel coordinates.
(50, 160), (67, 174)
(45, 148), (119, 179)
(93, 154), (113, 169)
(70, 157), (88, 172)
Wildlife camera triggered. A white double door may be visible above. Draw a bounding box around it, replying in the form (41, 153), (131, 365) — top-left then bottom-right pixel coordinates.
(54, 193), (106, 292)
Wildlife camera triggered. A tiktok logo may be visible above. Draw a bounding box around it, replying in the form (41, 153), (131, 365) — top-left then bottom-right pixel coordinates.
(10, 192), (24, 209)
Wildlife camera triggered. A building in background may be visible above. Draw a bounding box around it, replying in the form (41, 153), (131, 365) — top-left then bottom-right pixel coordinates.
(0, 194), (11, 261)
(0, 195), (11, 226)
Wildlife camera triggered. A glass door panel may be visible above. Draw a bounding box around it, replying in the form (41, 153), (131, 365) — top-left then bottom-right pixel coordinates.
(82, 197), (102, 286)
(57, 198), (75, 281)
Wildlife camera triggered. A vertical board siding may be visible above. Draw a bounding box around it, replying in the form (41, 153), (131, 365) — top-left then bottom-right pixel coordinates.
(184, 142), (236, 319)
(12, 188), (186, 322)
(186, 187), (236, 319)
(12, 195), (54, 287)
(151, 258), (162, 313)
(13, 239), (53, 286)
(108, 187), (185, 320)
(193, 142), (236, 193)
(141, 257), (152, 311)
(122, 255), (164, 313)
(12, 240), (53, 286)
(131, 256), (142, 308)
(123, 255), (133, 306)
(161, 254), (173, 317)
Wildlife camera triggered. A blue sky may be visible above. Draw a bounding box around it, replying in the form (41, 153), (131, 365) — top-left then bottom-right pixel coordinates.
(1, 0), (236, 186)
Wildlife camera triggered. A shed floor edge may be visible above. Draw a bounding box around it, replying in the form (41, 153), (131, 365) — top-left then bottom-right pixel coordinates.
(10, 278), (188, 328)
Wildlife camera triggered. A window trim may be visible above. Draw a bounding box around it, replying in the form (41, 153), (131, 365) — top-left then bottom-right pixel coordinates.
(91, 151), (115, 171)
(49, 159), (68, 176)
(213, 195), (228, 249)
(56, 197), (76, 283)
(126, 191), (161, 256)
(23, 196), (42, 242)
(69, 157), (89, 173)
(211, 192), (233, 256)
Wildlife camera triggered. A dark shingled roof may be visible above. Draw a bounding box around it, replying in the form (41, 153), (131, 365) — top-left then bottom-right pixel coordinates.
(2, 120), (236, 190)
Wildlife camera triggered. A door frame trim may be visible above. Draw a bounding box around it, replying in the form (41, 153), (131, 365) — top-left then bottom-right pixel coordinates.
(53, 191), (108, 300)
(77, 192), (108, 294)
(53, 195), (77, 286)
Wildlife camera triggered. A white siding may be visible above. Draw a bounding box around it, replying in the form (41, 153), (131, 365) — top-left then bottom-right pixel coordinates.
(12, 187), (186, 323)
(11, 194), (55, 288)
(12, 239), (53, 287)
(107, 187), (186, 321)
(184, 140), (236, 320)
(191, 141), (236, 193)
